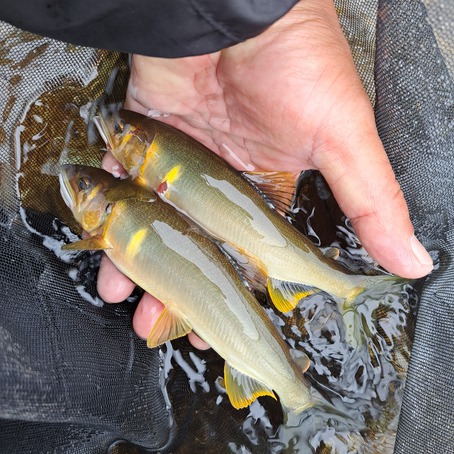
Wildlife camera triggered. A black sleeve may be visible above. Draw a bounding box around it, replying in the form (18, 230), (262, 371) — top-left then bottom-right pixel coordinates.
(0, 0), (298, 57)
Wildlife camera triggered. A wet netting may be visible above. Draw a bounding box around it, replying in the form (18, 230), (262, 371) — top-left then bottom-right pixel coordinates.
(0, 0), (453, 452)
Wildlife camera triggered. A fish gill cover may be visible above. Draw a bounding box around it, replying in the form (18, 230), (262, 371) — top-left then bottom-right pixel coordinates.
(0, 0), (453, 452)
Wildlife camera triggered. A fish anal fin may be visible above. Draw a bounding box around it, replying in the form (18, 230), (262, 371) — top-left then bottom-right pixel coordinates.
(242, 171), (295, 214)
(267, 277), (317, 313)
(224, 363), (276, 409)
(147, 307), (192, 348)
(62, 236), (111, 251)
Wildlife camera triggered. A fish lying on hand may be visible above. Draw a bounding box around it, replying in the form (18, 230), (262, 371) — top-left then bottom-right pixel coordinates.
(59, 164), (319, 414)
(94, 109), (403, 346)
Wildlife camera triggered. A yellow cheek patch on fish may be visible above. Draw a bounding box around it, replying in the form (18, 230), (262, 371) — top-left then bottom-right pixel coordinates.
(224, 362), (276, 409)
(125, 228), (148, 259)
(121, 131), (133, 145)
(80, 208), (104, 232)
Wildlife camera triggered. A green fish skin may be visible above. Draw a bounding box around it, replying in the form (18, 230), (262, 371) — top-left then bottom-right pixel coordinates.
(95, 110), (399, 344)
(59, 165), (316, 414)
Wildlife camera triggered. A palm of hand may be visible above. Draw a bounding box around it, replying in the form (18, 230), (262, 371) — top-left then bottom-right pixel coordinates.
(126, 1), (375, 178)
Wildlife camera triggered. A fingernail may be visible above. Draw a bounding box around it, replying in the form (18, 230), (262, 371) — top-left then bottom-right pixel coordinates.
(410, 235), (433, 267)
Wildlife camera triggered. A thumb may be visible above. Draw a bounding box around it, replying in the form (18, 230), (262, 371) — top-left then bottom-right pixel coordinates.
(315, 112), (433, 279)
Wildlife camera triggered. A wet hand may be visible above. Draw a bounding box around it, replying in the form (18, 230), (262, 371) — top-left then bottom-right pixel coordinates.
(125, 0), (433, 279)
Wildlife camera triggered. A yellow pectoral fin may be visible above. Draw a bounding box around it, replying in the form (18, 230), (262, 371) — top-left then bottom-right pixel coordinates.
(62, 236), (111, 251)
(220, 242), (267, 294)
(224, 363), (276, 410)
(267, 277), (317, 313)
(147, 307), (192, 349)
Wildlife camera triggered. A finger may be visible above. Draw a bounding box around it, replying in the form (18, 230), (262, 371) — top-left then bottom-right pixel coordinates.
(101, 150), (128, 178)
(133, 293), (211, 350)
(97, 254), (136, 303)
(132, 292), (165, 338)
(315, 106), (433, 279)
(188, 332), (211, 351)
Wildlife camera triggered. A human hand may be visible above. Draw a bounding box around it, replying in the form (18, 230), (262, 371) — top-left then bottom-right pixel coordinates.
(98, 0), (433, 346)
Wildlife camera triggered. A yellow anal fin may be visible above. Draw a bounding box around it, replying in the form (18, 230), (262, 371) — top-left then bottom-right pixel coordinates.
(147, 307), (192, 348)
(224, 363), (276, 410)
(267, 277), (317, 313)
(242, 171), (296, 215)
(62, 236), (111, 251)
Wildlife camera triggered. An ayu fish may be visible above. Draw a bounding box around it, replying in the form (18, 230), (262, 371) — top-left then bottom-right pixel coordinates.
(95, 110), (399, 344)
(59, 164), (317, 414)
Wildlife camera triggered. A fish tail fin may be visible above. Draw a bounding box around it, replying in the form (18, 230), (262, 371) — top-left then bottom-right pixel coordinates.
(342, 274), (410, 346)
(267, 277), (320, 313)
(283, 386), (362, 428)
(343, 274), (408, 311)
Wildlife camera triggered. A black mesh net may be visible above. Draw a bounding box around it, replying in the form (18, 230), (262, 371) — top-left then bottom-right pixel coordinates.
(0, 0), (453, 452)
(375, 1), (454, 452)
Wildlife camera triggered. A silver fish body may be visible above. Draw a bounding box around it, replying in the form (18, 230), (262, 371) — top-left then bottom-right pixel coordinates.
(60, 165), (314, 413)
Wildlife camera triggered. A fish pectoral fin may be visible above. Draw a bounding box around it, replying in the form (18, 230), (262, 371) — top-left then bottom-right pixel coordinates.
(62, 236), (112, 251)
(147, 307), (192, 348)
(224, 363), (277, 410)
(267, 277), (318, 313)
(242, 171), (295, 215)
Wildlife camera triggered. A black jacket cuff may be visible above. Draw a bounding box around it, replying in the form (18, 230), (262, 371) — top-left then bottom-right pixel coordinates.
(0, 0), (298, 57)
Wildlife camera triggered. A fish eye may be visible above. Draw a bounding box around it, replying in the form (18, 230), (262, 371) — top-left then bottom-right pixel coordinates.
(78, 177), (92, 191)
(113, 122), (123, 134)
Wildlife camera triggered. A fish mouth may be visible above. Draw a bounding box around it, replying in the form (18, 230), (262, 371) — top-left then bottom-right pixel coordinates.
(93, 115), (114, 150)
(59, 165), (76, 209)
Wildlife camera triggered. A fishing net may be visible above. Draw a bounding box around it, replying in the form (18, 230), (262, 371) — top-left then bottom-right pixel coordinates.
(0, 0), (452, 452)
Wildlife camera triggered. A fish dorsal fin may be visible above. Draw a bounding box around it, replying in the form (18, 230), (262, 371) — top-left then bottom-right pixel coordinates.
(220, 242), (267, 293)
(267, 277), (317, 313)
(62, 236), (111, 251)
(147, 307), (192, 348)
(224, 362), (277, 409)
(242, 171), (296, 214)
